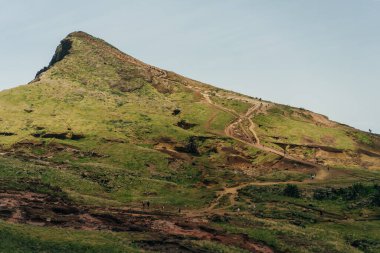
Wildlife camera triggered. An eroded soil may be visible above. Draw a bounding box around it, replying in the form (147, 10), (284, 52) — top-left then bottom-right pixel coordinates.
(0, 191), (273, 253)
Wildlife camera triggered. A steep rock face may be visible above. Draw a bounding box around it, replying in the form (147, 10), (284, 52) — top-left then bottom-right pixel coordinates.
(35, 37), (72, 78)
(49, 37), (72, 67)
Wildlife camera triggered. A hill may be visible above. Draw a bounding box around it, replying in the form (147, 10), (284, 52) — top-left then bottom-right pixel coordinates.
(0, 31), (379, 253)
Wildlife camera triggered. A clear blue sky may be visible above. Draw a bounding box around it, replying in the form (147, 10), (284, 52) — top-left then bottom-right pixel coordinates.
(0, 0), (379, 133)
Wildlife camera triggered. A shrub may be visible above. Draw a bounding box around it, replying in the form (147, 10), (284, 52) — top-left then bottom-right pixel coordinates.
(186, 136), (199, 155)
(172, 109), (181, 115)
(343, 183), (368, 201)
(283, 184), (300, 198)
(372, 188), (380, 206)
(313, 188), (333, 200)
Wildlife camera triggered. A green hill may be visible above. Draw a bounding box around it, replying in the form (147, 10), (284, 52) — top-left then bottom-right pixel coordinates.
(0, 31), (379, 253)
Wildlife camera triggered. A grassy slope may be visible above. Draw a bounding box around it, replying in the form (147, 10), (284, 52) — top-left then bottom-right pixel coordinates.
(252, 104), (380, 169)
(0, 32), (379, 252)
(0, 32), (267, 209)
(0, 221), (140, 253)
(229, 180), (380, 253)
(253, 104), (378, 150)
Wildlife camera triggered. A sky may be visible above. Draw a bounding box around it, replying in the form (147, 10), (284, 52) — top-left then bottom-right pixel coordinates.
(0, 0), (379, 133)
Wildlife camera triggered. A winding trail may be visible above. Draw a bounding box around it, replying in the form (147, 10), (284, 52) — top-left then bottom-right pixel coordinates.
(205, 171), (329, 212)
(184, 84), (331, 211)
(188, 84), (324, 168)
(150, 72), (331, 213)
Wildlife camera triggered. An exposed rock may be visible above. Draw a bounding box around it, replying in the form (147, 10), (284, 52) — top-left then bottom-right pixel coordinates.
(176, 120), (197, 130)
(172, 109), (181, 116)
(32, 132), (84, 140)
(35, 38), (72, 78)
(0, 132), (16, 136)
(24, 109), (33, 113)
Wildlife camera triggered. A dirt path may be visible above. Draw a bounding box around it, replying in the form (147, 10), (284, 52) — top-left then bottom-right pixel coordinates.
(183, 84), (332, 211)
(186, 84), (325, 168)
(248, 118), (260, 145)
(148, 79), (332, 216)
(205, 167), (328, 212)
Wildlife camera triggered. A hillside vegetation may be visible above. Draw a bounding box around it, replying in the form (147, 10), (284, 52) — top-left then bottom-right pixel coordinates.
(0, 32), (379, 253)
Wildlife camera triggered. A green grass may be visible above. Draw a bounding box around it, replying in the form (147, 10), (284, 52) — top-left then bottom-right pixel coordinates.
(352, 131), (374, 146)
(312, 221), (380, 253)
(0, 31), (379, 253)
(214, 189), (380, 253)
(256, 170), (309, 182)
(191, 240), (250, 253)
(253, 105), (356, 150)
(232, 177), (380, 251)
(0, 152), (214, 208)
(0, 32), (245, 209)
(215, 216), (360, 253)
(210, 95), (251, 114)
(0, 221), (140, 253)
